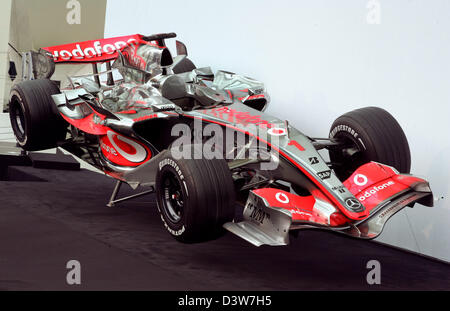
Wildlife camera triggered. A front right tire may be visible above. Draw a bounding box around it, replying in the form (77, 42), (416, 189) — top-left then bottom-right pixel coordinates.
(329, 107), (411, 180)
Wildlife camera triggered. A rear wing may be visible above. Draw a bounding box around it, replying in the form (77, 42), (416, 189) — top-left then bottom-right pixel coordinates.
(41, 34), (143, 63)
(20, 34), (144, 81)
(21, 32), (184, 82)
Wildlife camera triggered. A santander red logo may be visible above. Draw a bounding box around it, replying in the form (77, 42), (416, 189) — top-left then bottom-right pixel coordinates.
(268, 128), (287, 136)
(42, 34), (142, 63)
(204, 106), (275, 129)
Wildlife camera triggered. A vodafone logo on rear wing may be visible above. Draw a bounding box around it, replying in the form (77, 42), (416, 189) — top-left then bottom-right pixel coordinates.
(41, 34), (143, 63)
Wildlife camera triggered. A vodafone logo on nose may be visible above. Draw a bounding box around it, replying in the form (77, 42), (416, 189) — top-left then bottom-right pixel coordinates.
(353, 174), (368, 186)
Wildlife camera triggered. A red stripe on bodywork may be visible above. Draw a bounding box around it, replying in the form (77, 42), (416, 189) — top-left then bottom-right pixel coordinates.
(117, 110), (138, 114)
(253, 188), (344, 226)
(288, 140), (305, 151)
(60, 113), (109, 135)
(238, 94), (265, 101)
(133, 114), (158, 122)
(226, 90), (233, 100)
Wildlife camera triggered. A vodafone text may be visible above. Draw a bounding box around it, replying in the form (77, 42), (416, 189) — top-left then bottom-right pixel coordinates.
(359, 181), (395, 201)
(48, 38), (138, 62)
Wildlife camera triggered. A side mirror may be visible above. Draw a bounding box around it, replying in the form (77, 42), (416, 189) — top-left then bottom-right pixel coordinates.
(176, 40), (188, 56)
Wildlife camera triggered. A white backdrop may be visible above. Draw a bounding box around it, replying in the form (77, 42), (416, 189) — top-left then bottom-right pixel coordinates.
(105, 0), (450, 262)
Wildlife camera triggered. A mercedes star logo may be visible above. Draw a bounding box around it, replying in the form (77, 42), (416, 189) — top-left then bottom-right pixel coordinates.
(345, 198), (362, 210)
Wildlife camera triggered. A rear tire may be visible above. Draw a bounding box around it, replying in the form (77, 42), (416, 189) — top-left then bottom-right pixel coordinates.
(329, 107), (411, 180)
(155, 148), (235, 243)
(9, 79), (67, 151)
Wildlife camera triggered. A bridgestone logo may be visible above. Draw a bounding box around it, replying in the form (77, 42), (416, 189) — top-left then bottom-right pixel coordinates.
(359, 181), (395, 201)
(330, 125), (359, 139)
(159, 158), (184, 180)
(160, 214), (186, 236)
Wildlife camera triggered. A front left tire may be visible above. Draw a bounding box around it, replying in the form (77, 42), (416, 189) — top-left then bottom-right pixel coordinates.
(155, 149), (235, 242)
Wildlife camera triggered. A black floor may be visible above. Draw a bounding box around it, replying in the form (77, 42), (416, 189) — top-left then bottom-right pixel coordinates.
(0, 152), (449, 290)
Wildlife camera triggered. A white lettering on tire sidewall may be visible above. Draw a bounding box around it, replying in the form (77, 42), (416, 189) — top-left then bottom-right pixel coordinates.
(158, 158), (185, 181)
(160, 213), (186, 236)
(10, 90), (28, 146)
(157, 158), (188, 237)
(330, 124), (359, 139)
(330, 124), (367, 150)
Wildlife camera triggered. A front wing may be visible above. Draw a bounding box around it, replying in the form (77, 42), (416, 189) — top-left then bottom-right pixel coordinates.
(224, 162), (433, 246)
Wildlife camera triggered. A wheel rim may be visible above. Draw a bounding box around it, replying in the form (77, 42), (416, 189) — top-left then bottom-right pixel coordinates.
(10, 98), (26, 140)
(160, 171), (184, 224)
(330, 133), (368, 180)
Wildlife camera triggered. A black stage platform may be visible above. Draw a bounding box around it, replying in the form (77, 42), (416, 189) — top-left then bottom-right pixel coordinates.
(0, 143), (449, 290)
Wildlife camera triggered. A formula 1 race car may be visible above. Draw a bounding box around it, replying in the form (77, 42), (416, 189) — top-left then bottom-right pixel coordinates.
(8, 33), (433, 246)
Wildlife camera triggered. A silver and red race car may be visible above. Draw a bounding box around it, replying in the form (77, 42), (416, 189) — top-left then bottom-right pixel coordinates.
(8, 33), (433, 246)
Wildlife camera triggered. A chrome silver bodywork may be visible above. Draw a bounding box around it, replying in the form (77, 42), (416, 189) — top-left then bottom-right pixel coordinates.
(46, 35), (433, 247)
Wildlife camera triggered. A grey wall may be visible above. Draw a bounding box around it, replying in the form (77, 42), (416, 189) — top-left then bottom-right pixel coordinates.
(106, 0), (448, 262)
(2, 0), (108, 111)
(0, 0), (13, 112)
